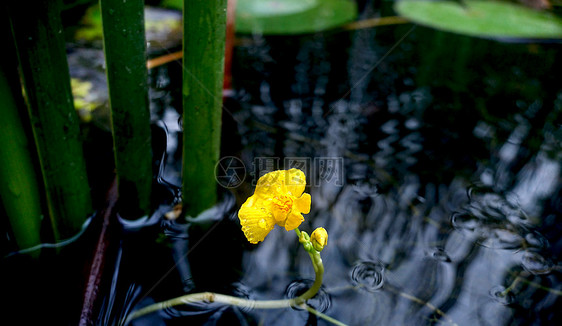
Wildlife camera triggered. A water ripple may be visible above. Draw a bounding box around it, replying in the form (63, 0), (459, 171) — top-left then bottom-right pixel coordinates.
(350, 261), (385, 292)
(451, 212), (480, 234)
(489, 285), (515, 305)
(521, 251), (554, 275)
(524, 231), (549, 250)
(450, 186), (549, 252)
(351, 177), (379, 198)
(480, 228), (524, 250)
(426, 247), (452, 262)
(285, 279), (331, 312)
(231, 282), (254, 313)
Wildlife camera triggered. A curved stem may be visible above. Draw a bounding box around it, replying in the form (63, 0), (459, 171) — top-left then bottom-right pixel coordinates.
(125, 292), (295, 323)
(297, 251), (324, 302)
(125, 231), (327, 324)
(125, 290), (346, 325)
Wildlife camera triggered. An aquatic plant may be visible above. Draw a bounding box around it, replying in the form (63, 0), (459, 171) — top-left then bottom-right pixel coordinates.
(0, 60), (43, 252)
(100, 0), (153, 219)
(311, 226), (328, 252)
(235, 0), (358, 35)
(126, 169), (344, 325)
(3, 0), (228, 251)
(182, 0), (227, 217)
(8, 0), (93, 241)
(238, 168), (311, 243)
(395, 0), (562, 39)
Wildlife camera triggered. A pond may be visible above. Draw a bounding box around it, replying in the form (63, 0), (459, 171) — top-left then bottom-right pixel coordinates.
(2, 1), (561, 325)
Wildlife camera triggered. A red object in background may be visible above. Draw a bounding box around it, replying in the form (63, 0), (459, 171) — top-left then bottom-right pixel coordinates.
(223, 0), (236, 94)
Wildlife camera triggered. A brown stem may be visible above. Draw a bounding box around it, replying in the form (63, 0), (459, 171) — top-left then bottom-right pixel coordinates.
(78, 177), (118, 326)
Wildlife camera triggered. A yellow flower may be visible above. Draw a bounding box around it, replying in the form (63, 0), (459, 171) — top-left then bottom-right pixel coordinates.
(311, 227), (328, 252)
(238, 169), (311, 244)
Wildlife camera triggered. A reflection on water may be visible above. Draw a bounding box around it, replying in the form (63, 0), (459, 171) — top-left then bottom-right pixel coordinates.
(222, 3), (561, 324)
(4, 2), (560, 325)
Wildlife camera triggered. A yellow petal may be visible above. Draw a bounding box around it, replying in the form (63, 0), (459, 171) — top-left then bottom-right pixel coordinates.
(311, 227), (328, 251)
(270, 194), (293, 224)
(237, 169), (311, 243)
(255, 169), (306, 198)
(255, 170), (286, 196)
(283, 211), (304, 231)
(238, 197), (275, 244)
(294, 193), (311, 215)
(272, 205), (288, 224)
(284, 169), (306, 197)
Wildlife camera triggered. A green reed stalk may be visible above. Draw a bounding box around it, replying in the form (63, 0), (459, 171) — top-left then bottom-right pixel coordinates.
(0, 63), (43, 253)
(182, 0), (227, 217)
(8, 0), (92, 240)
(100, 0), (152, 218)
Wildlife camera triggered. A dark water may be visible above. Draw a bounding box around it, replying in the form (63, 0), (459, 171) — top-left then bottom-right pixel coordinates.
(127, 14), (561, 326)
(2, 2), (562, 325)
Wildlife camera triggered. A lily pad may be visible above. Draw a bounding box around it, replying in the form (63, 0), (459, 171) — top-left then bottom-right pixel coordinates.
(236, 0), (357, 34)
(395, 0), (562, 39)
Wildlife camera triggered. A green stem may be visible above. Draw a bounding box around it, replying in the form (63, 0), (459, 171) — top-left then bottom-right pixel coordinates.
(499, 276), (520, 297)
(300, 251), (324, 301)
(125, 232), (329, 324)
(301, 303), (348, 326)
(126, 291), (346, 326)
(182, 0), (227, 217)
(8, 0), (92, 240)
(295, 228), (324, 302)
(100, 0), (152, 219)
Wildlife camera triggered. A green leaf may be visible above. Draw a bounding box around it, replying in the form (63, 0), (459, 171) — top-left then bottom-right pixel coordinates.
(236, 0), (357, 35)
(395, 0), (562, 39)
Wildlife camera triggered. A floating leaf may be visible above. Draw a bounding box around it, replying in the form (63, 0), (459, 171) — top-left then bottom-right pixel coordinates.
(236, 0), (357, 34)
(395, 0), (562, 39)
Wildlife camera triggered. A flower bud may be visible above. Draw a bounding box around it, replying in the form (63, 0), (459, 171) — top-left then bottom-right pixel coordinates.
(299, 230), (310, 244)
(311, 227), (328, 252)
